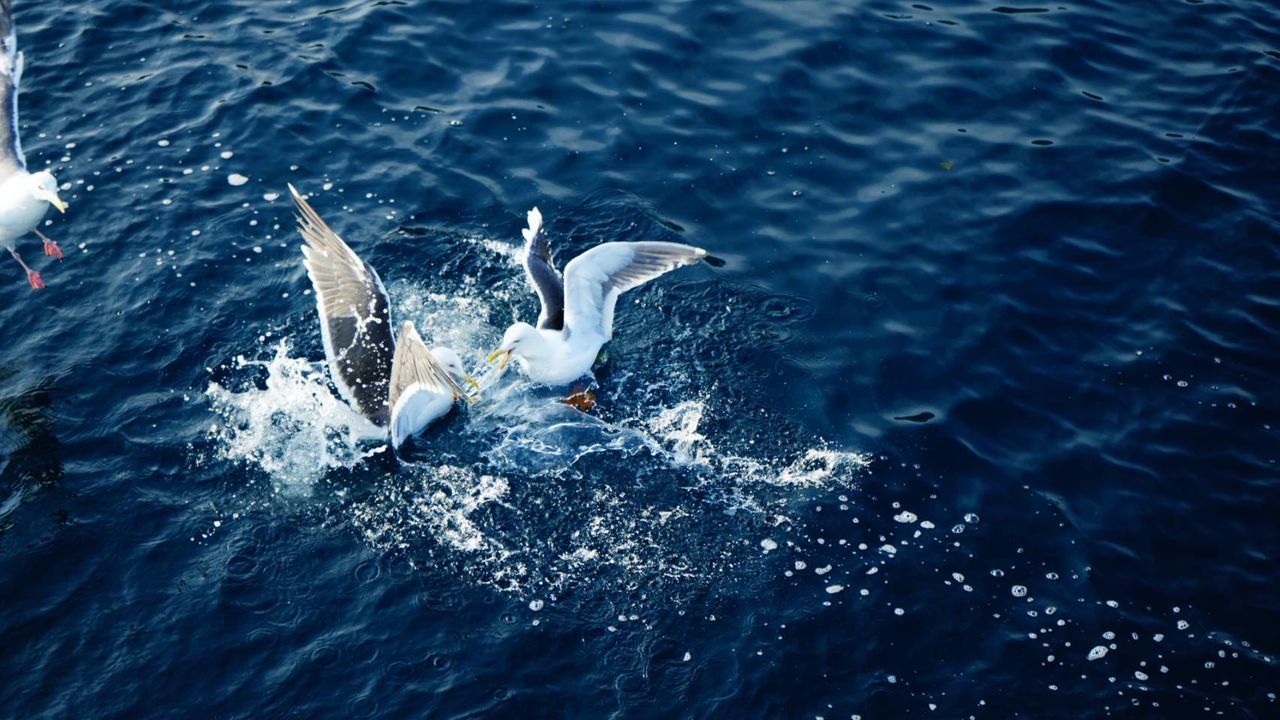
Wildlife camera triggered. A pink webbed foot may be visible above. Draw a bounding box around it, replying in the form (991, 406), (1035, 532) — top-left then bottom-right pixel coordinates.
(36, 230), (63, 260)
(27, 269), (45, 290)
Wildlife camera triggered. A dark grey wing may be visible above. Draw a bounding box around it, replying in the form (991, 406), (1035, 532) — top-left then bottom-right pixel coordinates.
(562, 241), (719, 341)
(0, 0), (28, 180)
(290, 184), (395, 426)
(520, 207), (565, 330)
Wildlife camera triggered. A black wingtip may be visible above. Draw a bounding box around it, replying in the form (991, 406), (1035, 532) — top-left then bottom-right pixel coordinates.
(703, 254), (726, 268)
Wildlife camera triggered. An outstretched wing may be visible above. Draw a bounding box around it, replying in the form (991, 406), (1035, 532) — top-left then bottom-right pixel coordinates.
(291, 183), (395, 426)
(520, 207), (565, 330)
(0, 0), (28, 180)
(562, 241), (721, 340)
(388, 322), (461, 448)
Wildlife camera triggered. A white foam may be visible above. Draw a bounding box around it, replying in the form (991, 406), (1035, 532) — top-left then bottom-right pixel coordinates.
(206, 341), (386, 492)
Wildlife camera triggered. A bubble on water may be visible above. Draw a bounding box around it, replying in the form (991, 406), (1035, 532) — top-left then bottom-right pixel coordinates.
(1011, 585), (1028, 597)
(825, 584), (844, 594)
(964, 513), (980, 524)
(228, 173), (249, 186)
(1088, 646), (1108, 661)
(761, 538), (778, 552)
(893, 511), (917, 523)
(1177, 620), (1190, 630)
(529, 599), (544, 611)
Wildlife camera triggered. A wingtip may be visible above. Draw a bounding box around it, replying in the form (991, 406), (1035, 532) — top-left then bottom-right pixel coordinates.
(287, 183), (304, 201)
(703, 253), (727, 268)
(522, 206), (543, 243)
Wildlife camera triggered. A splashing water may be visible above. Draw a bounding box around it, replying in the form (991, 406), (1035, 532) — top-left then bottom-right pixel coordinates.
(206, 342), (386, 493)
(202, 218), (871, 595)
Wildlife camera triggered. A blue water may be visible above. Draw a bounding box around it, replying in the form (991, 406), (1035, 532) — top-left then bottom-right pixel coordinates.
(2, 0), (1278, 717)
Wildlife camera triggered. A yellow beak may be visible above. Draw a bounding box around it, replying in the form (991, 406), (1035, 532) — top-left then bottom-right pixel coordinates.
(486, 348), (511, 370)
(50, 197), (68, 214)
(463, 374), (481, 391)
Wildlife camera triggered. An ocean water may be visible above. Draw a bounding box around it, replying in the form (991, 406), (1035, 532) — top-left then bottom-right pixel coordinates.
(1, 0), (1278, 717)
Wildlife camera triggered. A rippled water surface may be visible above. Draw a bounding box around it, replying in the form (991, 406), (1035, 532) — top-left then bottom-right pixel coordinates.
(2, 0), (1278, 717)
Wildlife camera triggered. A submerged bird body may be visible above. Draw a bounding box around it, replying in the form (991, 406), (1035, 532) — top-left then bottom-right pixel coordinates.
(491, 207), (723, 386)
(291, 184), (472, 450)
(0, 0), (66, 288)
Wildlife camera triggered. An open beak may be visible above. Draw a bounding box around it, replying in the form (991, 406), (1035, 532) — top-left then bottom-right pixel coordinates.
(486, 348), (511, 370)
(49, 196), (68, 214)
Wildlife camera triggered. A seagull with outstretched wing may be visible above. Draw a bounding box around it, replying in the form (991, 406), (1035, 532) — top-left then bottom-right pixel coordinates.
(0, 0), (66, 290)
(291, 184), (476, 450)
(488, 206), (724, 386)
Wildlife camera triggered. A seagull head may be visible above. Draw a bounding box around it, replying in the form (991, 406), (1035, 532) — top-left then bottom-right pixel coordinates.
(29, 171), (67, 214)
(487, 322), (542, 371)
(431, 346), (480, 398)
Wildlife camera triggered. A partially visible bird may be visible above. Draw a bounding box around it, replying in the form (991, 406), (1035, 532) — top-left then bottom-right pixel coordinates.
(290, 184), (476, 450)
(0, 0), (66, 290)
(488, 207), (724, 386)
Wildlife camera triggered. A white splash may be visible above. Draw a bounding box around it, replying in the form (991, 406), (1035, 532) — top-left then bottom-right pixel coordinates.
(206, 341), (385, 492)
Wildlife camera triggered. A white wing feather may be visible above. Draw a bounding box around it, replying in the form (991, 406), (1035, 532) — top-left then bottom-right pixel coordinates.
(561, 241), (712, 340)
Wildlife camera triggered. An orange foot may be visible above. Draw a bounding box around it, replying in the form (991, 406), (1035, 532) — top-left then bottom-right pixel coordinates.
(561, 386), (597, 412)
(36, 230), (63, 260)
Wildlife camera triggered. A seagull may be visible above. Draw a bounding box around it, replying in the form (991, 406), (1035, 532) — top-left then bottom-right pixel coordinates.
(487, 207), (724, 387)
(0, 0), (66, 290)
(290, 184), (477, 450)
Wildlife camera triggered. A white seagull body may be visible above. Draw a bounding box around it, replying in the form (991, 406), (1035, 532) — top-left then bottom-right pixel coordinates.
(0, 0), (66, 290)
(489, 207), (724, 386)
(290, 184), (473, 450)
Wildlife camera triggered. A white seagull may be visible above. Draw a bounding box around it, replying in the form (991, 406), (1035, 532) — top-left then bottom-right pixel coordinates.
(0, 0), (66, 290)
(488, 207), (724, 386)
(290, 184), (476, 450)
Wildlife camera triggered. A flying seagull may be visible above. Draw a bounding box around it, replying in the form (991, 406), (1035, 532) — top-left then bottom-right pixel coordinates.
(0, 0), (66, 290)
(488, 207), (724, 386)
(290, 184), (476, 449)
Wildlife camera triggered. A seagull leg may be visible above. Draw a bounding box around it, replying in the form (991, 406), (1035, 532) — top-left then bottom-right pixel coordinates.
(34, 229), (63, 260)
(9, 249), (44, 289)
